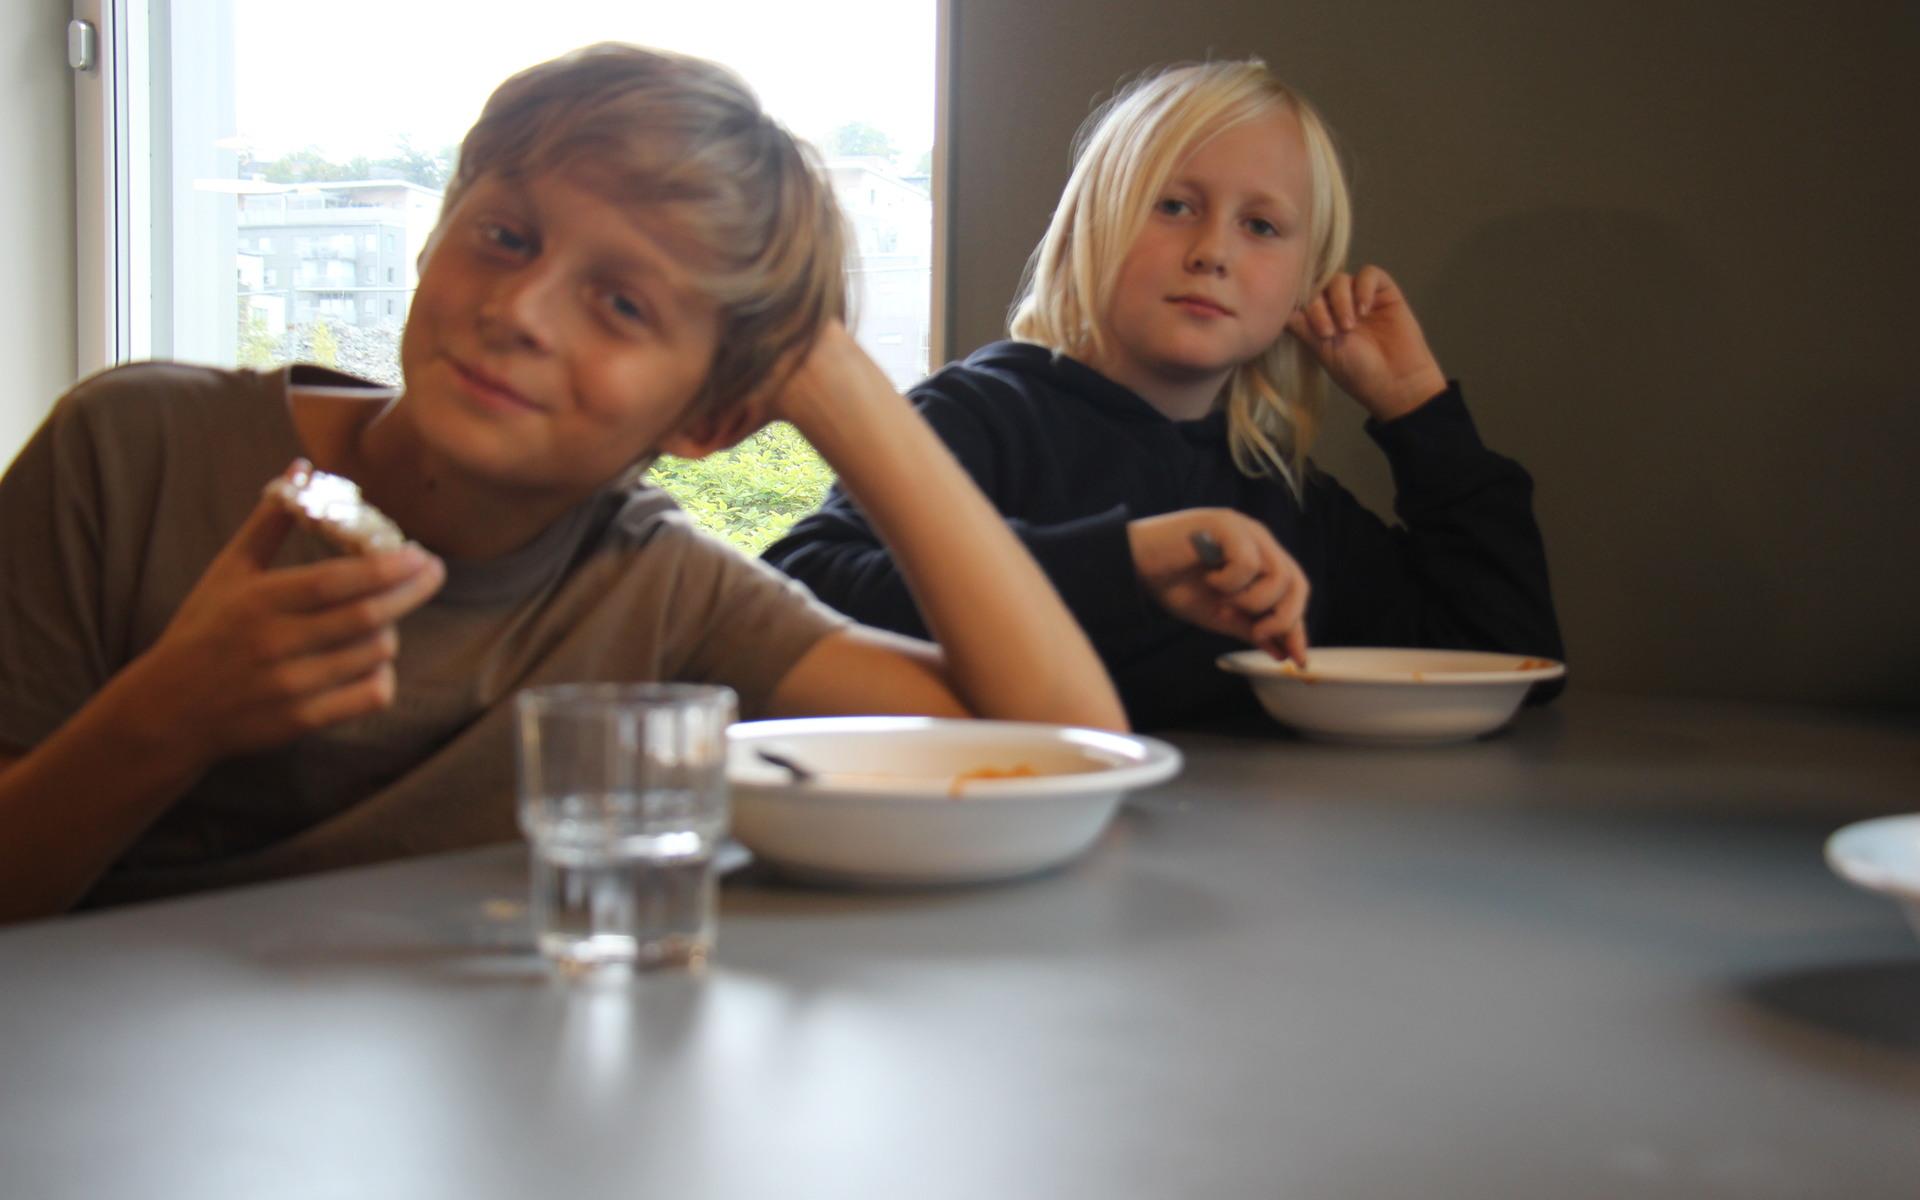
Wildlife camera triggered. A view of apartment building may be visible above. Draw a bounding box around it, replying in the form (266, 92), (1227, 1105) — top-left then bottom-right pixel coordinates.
(235, 180), (442, 338)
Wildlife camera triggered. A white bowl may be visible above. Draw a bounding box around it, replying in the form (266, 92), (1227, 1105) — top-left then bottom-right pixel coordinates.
(1217, 646), (1567, 746)
(1826, 815), (1920, 940)
(726, 718), (1182, 886)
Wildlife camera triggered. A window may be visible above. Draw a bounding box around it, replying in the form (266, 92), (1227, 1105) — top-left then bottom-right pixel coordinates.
(78, 2), (943, 385)
(76, 0), (946, 550)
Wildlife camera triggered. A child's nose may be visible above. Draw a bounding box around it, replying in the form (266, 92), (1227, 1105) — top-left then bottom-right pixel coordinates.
(478, 266), (561, 349)
(1185, 223), (1230, 275)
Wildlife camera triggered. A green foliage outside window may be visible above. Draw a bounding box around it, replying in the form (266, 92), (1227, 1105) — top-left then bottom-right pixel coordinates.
(238, 310), (279, 370)
(647, 421), (835, 554)
(309, 319), (340, 369)
(239, 136), (458, 189)
(825, 120), (897, 159)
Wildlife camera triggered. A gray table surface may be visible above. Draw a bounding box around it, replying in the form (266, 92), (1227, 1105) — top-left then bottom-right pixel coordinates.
(2, 691), (1917, 1199)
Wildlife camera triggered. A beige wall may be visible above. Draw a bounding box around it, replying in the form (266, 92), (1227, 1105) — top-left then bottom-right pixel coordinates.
(0, 3), (78, 466)
(948, 0), (1920, 707)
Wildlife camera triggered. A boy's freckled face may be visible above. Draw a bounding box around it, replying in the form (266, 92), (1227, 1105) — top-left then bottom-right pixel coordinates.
(1095, 109), (1314, 409)
(399, 172), (722, 495)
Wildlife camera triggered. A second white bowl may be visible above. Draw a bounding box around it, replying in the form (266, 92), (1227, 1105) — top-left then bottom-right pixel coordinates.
(1826, 814), (1920, 941)
(1218, 646), (1566, 745)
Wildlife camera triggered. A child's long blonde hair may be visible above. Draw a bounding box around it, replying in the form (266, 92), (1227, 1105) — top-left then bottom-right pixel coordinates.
(1009, 60), (1351, 495)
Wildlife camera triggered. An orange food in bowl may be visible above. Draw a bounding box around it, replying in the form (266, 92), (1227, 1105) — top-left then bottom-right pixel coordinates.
(949, 764), (1039, 797)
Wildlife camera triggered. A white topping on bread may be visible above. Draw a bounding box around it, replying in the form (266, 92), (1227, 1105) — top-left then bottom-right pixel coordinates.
(265, 460), (406, 555)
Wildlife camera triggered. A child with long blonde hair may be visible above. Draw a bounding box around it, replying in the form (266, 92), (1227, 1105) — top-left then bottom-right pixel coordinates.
(767, 59), (1562, 727)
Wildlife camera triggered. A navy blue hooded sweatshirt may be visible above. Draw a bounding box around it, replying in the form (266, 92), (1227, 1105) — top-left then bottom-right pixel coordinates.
(763, 341), (1563, 729)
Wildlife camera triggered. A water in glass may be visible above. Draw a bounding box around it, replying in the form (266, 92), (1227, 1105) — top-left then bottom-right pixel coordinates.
(527, 802), (720, 973)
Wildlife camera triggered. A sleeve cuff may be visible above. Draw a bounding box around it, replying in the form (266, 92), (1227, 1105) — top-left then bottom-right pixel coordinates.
(1363, 382), (1524, 503)
(1364, 382), (1481, 456)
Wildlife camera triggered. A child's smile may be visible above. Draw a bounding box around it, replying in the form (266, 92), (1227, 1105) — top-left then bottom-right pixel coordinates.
(445, 357), (547, 416)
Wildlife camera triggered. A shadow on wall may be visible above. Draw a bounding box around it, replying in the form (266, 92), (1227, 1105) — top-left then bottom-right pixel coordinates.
(1419, 207), (1918, 708)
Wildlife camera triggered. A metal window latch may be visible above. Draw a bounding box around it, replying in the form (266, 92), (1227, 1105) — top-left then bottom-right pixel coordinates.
(68, 19), (97, 72)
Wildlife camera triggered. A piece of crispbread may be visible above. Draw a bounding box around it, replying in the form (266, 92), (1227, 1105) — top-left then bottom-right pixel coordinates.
(265, 460), (406, 555)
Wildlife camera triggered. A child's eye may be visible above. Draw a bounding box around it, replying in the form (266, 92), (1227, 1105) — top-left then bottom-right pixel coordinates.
(601, 289), (653, 330)
(1246, 217), (1282, 238)
(479, 222), (532, 255)
(1155, 197), (1193, 217)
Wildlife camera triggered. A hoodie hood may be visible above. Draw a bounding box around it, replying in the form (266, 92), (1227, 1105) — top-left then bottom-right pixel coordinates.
(958, 341), (1229, 447)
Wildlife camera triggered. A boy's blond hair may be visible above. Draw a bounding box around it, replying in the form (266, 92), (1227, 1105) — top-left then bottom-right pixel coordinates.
(1009, 60), (1351, 495)
(439, 43), (847, 415)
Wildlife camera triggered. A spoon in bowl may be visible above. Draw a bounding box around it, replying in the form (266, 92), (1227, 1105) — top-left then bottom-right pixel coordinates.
(754, 748), (817, 784)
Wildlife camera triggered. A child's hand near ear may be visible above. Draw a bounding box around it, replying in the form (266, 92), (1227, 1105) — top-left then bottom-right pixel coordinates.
(765, 320), (893, 435)
(1127, 509), (1309, 666)
(657, 323), (880, 459)
(1288, 265), (1448, 423)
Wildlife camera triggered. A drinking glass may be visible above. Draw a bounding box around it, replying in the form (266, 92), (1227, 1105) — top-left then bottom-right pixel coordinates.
(515, 683), (736, 976)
